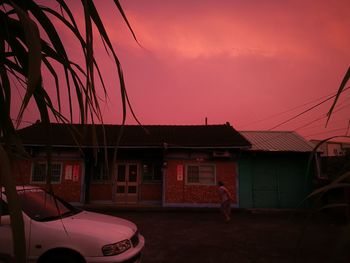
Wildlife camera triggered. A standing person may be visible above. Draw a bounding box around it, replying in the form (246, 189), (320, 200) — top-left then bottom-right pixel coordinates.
(218, 181), (233, 222)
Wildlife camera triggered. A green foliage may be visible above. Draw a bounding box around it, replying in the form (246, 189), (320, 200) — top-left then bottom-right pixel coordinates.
(299, 68), (350, 262)
(322, 154), (350, 181)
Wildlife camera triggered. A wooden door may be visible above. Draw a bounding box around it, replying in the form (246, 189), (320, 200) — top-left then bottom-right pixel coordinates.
(115, 163), (139, 204)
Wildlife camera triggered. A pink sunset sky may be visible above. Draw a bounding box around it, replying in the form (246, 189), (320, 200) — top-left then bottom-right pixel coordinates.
(17, 0), (350, 141)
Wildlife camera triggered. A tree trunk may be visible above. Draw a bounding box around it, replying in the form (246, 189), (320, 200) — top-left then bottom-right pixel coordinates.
(0, 145), (26, 263)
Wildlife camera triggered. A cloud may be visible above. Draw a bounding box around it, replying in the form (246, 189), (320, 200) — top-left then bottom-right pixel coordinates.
(110, 0), (350, 62)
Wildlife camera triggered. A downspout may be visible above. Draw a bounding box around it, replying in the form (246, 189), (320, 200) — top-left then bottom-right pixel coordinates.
(83, 149), (92, 204)
(162, 143), (168, 207)
(80, 159), (86, 204)
(162, 164), (166, 207)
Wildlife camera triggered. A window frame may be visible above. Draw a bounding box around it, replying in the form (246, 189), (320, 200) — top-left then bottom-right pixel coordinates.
(185, 164), (216, 186)
(31, 162), (63, 184)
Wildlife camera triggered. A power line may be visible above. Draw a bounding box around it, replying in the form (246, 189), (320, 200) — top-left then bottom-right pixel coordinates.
(295, 102), (350, 131)
(240, 88), (349, 128)
(294, 120), (348, 135)
(303, 127), (348, 138)
(269, 86), (350, 131)
(295, 116), (326, 131)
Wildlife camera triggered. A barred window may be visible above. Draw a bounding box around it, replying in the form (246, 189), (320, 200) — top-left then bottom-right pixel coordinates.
(186, 165), (216, 185)
(31, 162), (62, 183)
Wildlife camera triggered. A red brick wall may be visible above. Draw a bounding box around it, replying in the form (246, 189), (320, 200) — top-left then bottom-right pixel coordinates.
(11, 157), (237, 205)
(11, 159), (83, 202)
(165, 160), (237, 204)
(90, 184), (113, 201)
(12, 159), (31, 184)
(140, 183), (162, 201)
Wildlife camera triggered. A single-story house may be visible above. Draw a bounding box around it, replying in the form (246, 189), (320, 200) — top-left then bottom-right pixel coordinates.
(11, 122), (251, 207)
(310, 140), (350, 157)
(238, 131), (317, 209)
(310, 139), (350, 182)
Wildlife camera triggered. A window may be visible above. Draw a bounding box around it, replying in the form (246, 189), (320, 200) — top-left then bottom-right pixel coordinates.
(0, 199), (9, 216)
(17, 189), (80, 221)
(142, 163), (162, 182)
(92, 163), (110, 181)
(31, 162), (62, 183)
(186, 164), (216, 185)
(117, 165), (126, 182)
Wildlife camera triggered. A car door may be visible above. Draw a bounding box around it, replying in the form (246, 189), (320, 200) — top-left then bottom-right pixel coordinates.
(0, 198), (14, 260)
(0, 198), (31, 262)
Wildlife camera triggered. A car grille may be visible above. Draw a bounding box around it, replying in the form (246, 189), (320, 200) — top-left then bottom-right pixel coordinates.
(130, 231), (139, 247)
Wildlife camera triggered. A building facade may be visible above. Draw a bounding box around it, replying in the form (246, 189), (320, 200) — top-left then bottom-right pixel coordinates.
(13, 123), (251, 207)
(238, 131), (316, 209)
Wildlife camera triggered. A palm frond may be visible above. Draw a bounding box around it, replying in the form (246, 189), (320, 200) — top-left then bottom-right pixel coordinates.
(327, 66), (350, 125)
(1, 1), (140, 262)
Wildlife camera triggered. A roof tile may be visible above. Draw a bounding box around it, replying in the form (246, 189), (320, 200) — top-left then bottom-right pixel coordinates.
(17, 123), (251, 149)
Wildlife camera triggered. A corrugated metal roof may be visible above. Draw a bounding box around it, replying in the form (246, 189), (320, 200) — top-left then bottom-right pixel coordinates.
(239, 131), (315, 152)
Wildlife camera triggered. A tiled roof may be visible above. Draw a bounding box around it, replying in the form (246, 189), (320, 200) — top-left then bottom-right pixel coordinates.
(17, 123), (251, 149)
(239, 131), (315, 152)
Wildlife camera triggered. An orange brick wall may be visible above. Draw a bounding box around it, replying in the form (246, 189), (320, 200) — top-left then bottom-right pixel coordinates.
(90, 184), (113, 201)
(11, 159), (83, 202)
(140, 183), (162, 201)
(11, 157), (238, 206)
(165, 160), (237, 204)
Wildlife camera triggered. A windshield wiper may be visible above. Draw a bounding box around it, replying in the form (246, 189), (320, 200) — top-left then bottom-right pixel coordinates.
(35, 209), (81, 222)
(35, 215), (62, 222)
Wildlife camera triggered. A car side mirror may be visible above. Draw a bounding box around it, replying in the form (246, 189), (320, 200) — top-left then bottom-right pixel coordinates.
(0, 215), (11, 226)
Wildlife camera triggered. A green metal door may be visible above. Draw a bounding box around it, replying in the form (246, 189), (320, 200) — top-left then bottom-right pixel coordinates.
(239, 155), (310, 209)
(238, 158), (253, 208)
(252, 158), (278, 208)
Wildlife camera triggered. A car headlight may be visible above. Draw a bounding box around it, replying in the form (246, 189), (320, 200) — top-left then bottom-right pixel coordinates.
(102, 239), (132, 256)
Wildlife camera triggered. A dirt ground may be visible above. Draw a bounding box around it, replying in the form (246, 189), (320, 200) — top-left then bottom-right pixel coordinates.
(92, 209), (348, 263)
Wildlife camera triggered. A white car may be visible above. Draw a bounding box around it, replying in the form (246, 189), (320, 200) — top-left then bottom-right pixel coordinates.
(0, 186), (145, 263)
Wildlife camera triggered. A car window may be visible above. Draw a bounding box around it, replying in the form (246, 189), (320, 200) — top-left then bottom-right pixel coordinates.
(17, 189), (81, 221)
(0, 199), (9, 216)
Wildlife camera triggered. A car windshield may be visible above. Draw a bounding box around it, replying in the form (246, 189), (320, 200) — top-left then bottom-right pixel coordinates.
(17, 188), (81, 221)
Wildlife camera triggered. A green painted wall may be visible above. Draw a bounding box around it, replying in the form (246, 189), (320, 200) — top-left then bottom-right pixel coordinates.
(239, 153), (313, 208)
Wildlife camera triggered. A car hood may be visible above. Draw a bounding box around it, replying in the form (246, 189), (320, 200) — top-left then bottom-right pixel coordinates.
(56, 211), (137, 243)
(28, 211), (140, 257)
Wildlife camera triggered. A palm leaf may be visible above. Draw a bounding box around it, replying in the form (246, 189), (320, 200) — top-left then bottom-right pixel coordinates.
(327, 66), (350, 125)
(1, 1), (140, 262)
(305, 182), (350, 199)
(0, 146), (26, 263)
(113, 0), (140, 46)
(11, 4), (41, 125)
(18, 0), (80, 122)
